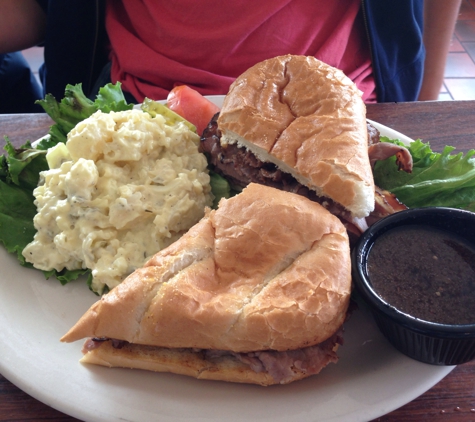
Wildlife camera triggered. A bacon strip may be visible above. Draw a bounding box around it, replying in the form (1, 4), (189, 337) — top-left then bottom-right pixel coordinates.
(368, 142), (413, 173)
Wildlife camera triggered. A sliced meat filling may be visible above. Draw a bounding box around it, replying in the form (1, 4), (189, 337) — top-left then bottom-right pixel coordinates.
(84, 330), (342, 384)
(225, 332), (340, 384)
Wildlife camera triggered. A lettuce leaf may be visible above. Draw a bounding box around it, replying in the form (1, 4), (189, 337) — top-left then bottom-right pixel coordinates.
(209, 171), (231, 208)
(0, 177), (37, 262)
(0, 139), (47, 262)
(95, 83), (133, 114)
(373, 137), (475, 211)
(36, 82), (133, 145)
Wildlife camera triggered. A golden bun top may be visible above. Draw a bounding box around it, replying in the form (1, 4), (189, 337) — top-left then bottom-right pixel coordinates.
(62, 183), (351, 352)
(217, 54), (374, 218)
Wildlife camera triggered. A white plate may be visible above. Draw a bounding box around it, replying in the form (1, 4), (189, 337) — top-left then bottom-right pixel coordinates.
(0, 98), (453, 422)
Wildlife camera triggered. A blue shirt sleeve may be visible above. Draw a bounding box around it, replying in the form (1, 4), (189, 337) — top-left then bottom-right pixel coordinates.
(363, 0), (425, 102)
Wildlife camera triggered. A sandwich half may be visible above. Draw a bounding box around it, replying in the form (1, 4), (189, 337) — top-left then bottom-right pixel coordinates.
(202, 54), (374, 219)
(61, 183), (352, 386)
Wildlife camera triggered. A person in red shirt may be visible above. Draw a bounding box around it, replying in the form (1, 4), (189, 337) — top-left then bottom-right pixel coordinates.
(0, 0), (463, 110)
(106, 0), (376, 102)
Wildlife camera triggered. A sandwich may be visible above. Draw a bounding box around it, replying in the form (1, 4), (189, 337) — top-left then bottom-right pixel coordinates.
(61, 183), (352, 386)
(200, 55), (410, 238)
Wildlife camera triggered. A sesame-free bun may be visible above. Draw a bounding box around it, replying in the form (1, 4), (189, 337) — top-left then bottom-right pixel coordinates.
(62, 183), (351, 354)
(217, 55), (374, 218)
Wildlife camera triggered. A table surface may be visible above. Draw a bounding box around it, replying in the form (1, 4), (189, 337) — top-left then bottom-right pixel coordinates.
(1, 100), (475, 421)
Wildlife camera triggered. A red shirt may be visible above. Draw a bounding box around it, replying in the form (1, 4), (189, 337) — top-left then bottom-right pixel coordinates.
(106, 0), (376, 102)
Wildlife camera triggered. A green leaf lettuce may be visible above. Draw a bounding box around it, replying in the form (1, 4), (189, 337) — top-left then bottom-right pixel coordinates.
(36, 82), (133, 145)
(373, 137), (475, 211)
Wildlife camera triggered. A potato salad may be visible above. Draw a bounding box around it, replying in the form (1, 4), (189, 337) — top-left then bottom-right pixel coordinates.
(22, 109), (213, 293)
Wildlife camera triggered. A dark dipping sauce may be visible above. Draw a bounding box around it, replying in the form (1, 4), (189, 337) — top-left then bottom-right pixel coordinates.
(366, 224), (475, 325)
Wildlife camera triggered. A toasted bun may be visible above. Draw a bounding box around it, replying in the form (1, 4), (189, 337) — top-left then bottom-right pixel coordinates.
(79, 340), (339, 386)
(62, 183), (351, 352)
(217, 54), (374, 218)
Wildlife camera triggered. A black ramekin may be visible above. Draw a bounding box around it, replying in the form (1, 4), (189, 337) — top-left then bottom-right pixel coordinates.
(352, 207), (475, 365)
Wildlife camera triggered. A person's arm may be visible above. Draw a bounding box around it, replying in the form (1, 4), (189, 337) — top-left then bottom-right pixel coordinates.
(0, 0), (47, 53)
(417, 0), (462, 101)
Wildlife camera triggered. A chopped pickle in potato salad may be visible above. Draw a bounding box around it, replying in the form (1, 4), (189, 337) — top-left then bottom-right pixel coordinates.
(22, 109), (213, 294)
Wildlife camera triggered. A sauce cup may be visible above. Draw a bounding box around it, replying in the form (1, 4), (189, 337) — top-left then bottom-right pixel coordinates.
(351, 207), (475, 365)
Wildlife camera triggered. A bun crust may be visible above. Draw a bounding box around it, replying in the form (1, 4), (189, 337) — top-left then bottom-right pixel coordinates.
(217, 55), (374, 218)
(62, 184), (351, 353)
(79, 341), (339, 386)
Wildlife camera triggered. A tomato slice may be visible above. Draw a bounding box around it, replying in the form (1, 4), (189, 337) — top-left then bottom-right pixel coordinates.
(167, 85), (220, 136)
